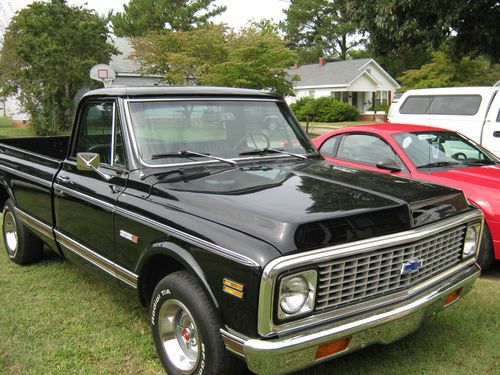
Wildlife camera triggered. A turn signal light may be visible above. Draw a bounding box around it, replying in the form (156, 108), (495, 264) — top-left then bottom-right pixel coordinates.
(444, 288), (462, 306)
(315, 337), (351, 360)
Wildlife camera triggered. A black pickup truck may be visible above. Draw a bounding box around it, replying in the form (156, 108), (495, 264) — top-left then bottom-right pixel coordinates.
(0, 87), (483, 375)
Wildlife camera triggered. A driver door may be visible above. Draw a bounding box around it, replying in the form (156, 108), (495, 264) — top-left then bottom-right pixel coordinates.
(54, 100), (128, 282)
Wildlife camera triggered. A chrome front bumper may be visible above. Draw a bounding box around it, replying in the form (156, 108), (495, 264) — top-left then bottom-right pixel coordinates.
(222, 264), (480, 375)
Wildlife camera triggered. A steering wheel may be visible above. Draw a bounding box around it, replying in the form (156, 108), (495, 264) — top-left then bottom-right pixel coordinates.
(451, 152), (467, 160)
(233, 131), (271, 152)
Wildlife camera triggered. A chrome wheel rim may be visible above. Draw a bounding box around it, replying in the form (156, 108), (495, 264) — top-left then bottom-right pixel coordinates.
(158, 299), (201, 374)
(4, 211), (18, 258)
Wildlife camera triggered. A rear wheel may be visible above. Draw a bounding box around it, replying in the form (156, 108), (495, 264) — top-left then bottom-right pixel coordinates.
(2, 199), (44, 264)
(477, 225), (494, 270)
(150, 271), (245, 375)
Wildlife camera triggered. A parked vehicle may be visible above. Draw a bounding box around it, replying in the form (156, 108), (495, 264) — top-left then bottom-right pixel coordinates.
(387, 87), (500, 156)
(313, 123), (499, 270)
(0, 87), (484, 375)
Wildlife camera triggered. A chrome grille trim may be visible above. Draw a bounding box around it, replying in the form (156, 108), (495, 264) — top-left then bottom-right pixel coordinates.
(257, 210), (483, 337)
(316, 225), (466, 311)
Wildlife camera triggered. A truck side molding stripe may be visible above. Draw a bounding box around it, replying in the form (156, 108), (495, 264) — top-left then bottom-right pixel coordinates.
(54, 229), (138, 288)
(53, 184), (258, 267)
(0, 164), (52, 188)
(16, 208), (54, 240)
(54, 184), (114, 212)
(114, 207), (261, 267)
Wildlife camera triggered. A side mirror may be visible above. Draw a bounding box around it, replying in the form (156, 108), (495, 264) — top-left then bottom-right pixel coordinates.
(76, 152), (112, 181)
(77, 152), (100, 171)
(376, 158), (402, 172)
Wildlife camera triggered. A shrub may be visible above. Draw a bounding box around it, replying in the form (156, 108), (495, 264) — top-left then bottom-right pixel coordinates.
(373, 103), (390, 113)
(289, 96), (313, 121)
(290, 96), (359, 122)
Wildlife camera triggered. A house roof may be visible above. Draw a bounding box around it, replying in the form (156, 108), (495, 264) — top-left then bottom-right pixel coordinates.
(288, 58), (398, 88)
(109, 37), (142, 75)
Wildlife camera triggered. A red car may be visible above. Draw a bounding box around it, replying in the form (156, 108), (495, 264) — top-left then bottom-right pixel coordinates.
(313, 123), (500, 269)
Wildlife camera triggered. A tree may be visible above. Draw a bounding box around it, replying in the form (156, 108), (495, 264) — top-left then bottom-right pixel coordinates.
(0, 0), (115, 134)
(346, 0), (499, 74)
(398, 52), (500, 91)
(112, 0), (226, 37)
(451, 0), (500, 63)
(282, 0), (363, 62)
(132, 25), (298, 96)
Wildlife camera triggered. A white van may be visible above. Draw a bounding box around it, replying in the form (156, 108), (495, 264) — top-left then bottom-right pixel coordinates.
(388, 87), (500, 156)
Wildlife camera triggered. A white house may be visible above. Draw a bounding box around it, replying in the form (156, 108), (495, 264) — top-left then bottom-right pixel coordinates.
(108, 37), (163, 87)
(287, 58), (400, 117)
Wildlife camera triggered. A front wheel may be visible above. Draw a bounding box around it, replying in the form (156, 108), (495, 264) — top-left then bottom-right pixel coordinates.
(477, 225), (494, 270)
(150, 271), (245, 375)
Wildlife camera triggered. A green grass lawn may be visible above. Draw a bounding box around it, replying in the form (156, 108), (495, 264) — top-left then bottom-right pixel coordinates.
(1, 236), (499, 374)
(0, 117), (35, 138)
(301, 121), (375, 129)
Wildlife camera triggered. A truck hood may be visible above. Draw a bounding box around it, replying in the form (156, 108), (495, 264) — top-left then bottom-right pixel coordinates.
(148, 160), (470, 255)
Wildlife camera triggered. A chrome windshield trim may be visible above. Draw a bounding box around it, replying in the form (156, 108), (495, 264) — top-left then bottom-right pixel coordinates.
(122, 98), (310, 169)
(257, 210), (484, 337)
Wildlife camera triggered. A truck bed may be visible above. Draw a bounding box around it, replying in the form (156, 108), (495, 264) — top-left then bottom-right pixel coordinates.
(0, 136), (70, 161)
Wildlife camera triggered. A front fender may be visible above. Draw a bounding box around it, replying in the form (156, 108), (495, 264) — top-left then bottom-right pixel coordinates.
(137, 240), (220, 309)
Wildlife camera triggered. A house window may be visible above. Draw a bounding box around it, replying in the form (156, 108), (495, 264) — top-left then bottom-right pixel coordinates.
(375, 91), (388, 107)
(308, 90), (315, 98)
(330, 91), (349, 103)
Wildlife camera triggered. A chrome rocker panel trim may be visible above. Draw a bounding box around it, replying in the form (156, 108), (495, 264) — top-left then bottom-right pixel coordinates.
(223, 263), (480, 375)
(257, 210), (483, 337)
(55, 230), (138, 288)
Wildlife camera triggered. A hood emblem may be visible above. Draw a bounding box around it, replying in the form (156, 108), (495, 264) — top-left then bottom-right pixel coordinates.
(400, 258), (424, 275)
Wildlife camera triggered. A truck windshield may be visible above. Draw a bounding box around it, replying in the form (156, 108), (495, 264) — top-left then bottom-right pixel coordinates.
(393, 131), (497, 169)
(127, 100), (313, 165)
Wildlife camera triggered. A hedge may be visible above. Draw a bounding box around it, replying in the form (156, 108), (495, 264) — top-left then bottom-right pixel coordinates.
(290, 96), (359, 122)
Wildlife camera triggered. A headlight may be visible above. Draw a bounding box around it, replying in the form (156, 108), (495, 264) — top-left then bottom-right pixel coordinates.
(278, 270), (317, 320)
(463, 224), (481, 258)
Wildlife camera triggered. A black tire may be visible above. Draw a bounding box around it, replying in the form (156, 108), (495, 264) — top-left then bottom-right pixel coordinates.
(150, 270), (246, 375)
(2, 199), (44, 265)
(477, 224), (494, 271)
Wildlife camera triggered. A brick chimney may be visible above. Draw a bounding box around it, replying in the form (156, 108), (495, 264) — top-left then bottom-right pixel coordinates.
(319, 57), (326, 66)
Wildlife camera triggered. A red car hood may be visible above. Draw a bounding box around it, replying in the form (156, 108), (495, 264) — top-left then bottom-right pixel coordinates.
(430, 165), (500, 191)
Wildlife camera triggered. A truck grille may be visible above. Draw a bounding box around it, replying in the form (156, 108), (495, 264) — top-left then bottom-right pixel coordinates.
(316, 225), (466, 311)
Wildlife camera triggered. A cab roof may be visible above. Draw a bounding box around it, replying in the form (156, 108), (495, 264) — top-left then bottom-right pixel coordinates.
(82, 86), (283, 100)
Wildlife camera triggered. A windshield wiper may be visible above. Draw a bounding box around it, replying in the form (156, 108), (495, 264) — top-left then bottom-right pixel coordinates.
(151, 150), (237, 167)
(462, 160), (497, 166)
(238, 147), (307, 160)
(416, 161), (460, 169)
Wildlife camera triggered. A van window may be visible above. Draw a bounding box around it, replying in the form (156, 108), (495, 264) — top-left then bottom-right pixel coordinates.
(399, 95), (481, 116)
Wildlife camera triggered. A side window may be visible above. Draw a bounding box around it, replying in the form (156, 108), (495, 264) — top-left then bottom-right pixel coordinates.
(399, 96), (431, 114)
(75, 102), (125, 167)
(337, 134), (397, 165)
(319, 136), (339, 157)
(400, 95), (482, 115)
(496, 109), (500, 122)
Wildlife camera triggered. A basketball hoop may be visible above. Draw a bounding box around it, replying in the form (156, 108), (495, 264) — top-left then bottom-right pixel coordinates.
(90, 64), (116, 88)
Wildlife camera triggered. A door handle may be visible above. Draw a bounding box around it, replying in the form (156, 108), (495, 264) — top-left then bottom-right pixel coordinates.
(57, 175), (72, 183)
(493, 131), (500, 138)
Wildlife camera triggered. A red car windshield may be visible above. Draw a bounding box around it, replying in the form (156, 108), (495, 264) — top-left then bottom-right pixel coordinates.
(392, 131), (497, 169)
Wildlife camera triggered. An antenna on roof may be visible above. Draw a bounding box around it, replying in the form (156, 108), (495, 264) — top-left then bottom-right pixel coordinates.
(90, 64), (116, 88)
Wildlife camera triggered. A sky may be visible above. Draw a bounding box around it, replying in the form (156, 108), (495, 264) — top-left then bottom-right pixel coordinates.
(0, 0), (291, 36)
